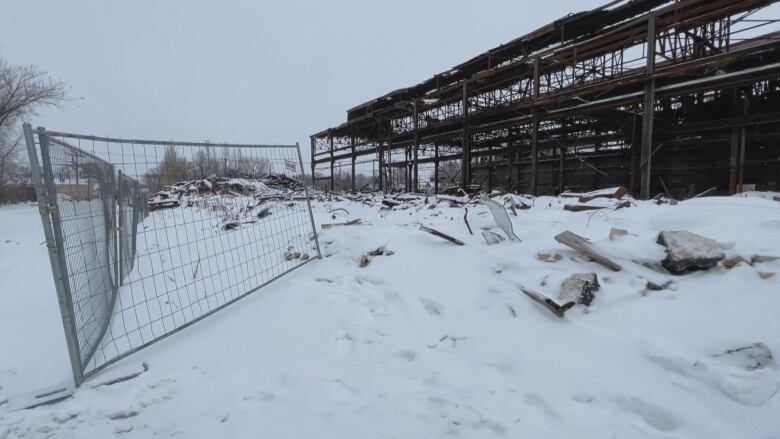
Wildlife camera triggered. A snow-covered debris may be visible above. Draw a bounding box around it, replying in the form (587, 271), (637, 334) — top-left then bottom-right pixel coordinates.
(520, 286), (575, 318)
(481, 197), (520, 242)
(609, 227), (628, 240)
(657, 230), (725, 274)
(481, 230), (505, 245)
(715, 343), (774, 371)
(561, 186), (628, 202)
(559, 273), (599, 306)
(419, 225), (464, 246)
(555, 230), (622, 271)
(2, 193), (780, 438)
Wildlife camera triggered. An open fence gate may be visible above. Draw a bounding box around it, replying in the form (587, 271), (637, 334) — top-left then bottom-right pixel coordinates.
(23, 124), (321, 393)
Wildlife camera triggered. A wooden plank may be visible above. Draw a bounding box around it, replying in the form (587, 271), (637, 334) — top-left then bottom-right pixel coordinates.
(420, 225), (465, 246)
(564, 204), (607, 212)
(520, 286), (575, 318)
(554, 231), (622, 271)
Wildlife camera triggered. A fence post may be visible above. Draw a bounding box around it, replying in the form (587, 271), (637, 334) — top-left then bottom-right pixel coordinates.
(296, 142), (322, 259)
(26, 125), (84, 387)
(117, 170), (124, 286)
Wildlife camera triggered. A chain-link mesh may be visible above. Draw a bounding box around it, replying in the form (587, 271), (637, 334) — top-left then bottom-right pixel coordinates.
(38, 138), (118, 370)
(24, 125), (320, 384)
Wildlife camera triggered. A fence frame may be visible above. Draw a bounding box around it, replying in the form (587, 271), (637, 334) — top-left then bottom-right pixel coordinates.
(23, 123), (321, 387)
(24, 124), (85, 386)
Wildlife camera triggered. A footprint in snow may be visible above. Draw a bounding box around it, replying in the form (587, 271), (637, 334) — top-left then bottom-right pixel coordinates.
(393, 350), (417, 362)
(420, 298), (444, 317)
(522, 392), (561, 421)
(243, 391), (275, 403)
(611, 396), (682, 432)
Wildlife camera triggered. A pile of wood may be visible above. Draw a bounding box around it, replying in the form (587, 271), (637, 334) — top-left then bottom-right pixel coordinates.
(147, 174), (305, 211)
(560, 186), (633, 212)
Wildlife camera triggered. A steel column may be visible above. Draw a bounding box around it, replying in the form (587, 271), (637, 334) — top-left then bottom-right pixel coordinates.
(413, 101), (419, 192)
(640, 13), (657, 200)
(350, 128), (356, 192)
(729, 90), (740, 193)
(328, 130), (334, 192)
(531, 56), (541, 195)
(434, 143), (439, 194)
(461, 82), (471, 189)
(377, 117), (384, 192)
(309, 137), (316, 190)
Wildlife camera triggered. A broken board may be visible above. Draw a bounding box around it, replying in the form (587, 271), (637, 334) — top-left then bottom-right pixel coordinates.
(420, 225), (465, 246)
(520, 286), (576, 318)
(555, 231), (622, 271)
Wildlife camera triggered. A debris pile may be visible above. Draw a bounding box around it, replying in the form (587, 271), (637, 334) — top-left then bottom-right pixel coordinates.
(555, 231), (622, 271)
(657, 230), (725, 274)
(148, 173), (305, 211)
(314, 187), (777, 321)
(358, 245), (394, 267)
(559, 273), (600, 307)
(561, 186), (633, 212)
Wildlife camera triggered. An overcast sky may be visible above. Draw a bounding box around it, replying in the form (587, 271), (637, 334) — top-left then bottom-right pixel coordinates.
(3, 0), (621, 146)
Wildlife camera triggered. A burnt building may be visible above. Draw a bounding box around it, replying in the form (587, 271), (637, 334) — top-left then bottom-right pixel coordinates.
(311, 0), (780, 198)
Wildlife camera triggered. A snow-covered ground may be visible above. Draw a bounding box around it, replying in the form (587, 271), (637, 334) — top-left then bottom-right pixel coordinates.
(1, 193), (780, 438)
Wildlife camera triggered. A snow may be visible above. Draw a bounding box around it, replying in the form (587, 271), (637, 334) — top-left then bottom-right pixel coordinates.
(1, 193), (780, 438)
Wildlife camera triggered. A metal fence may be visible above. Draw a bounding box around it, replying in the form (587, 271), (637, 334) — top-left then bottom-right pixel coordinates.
(23, 124), (320, 386)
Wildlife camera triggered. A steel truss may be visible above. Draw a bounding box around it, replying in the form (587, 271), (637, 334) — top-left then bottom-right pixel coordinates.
(312, 0), (780, 198)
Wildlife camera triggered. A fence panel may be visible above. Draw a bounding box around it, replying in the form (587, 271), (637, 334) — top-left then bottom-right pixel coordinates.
(24, 124), (321, 385)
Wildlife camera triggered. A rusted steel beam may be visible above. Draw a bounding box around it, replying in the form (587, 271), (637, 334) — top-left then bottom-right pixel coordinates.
(461, 82), (471, 188)
(311, 0), (780, 196)
(640, 13), (657, 200)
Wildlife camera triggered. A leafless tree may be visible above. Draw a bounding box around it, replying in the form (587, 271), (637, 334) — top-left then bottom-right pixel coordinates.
(0, 56), (67, 197)
(158, 145), (192, 187)
(192, 146), (221, 178)
(0, 130), (23, 188)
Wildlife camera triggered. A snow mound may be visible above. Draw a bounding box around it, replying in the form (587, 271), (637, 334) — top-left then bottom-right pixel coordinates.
(1, 193), (779, 438)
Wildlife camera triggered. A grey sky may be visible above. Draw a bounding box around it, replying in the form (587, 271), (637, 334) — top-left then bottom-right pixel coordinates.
(3, 1), (636, 146)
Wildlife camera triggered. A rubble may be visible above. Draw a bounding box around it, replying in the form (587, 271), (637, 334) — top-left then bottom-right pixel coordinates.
(722, 256), (748, 269)
(555, 231), (622, 271)
(359, 245), (393, 267)
(653, 194), (679, 205)
(463, 208), (473, 235)
(481, 197), (520, 242)
(382, 199), (401, 208)
(147, 174), (306, 211)
(321, 219), (362, 230)
(536, 252), (563, 262)
(481, 230), (505, 246)
(645, 280), (676, 292)
(564, 204), (607, 212)
(657, 231), (725, 274)
(559, 273), (600, 306)
(420, 226), (465, 246)
(283, 249), (309, 261)
(561, 186), (628, 203)
(609, 228), (628, 241)
(520, 286), (576, 318)
(148, 199), (180, 211)
(751, 255), (779, 265)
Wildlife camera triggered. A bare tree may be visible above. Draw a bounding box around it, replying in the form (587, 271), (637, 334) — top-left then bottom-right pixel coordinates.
(0, 57), (67, 135)
(0, 56), (67, 198)
(158, 145), (192, 187)
(0, 130), (22, 188)
(192, 147), (221, 178)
